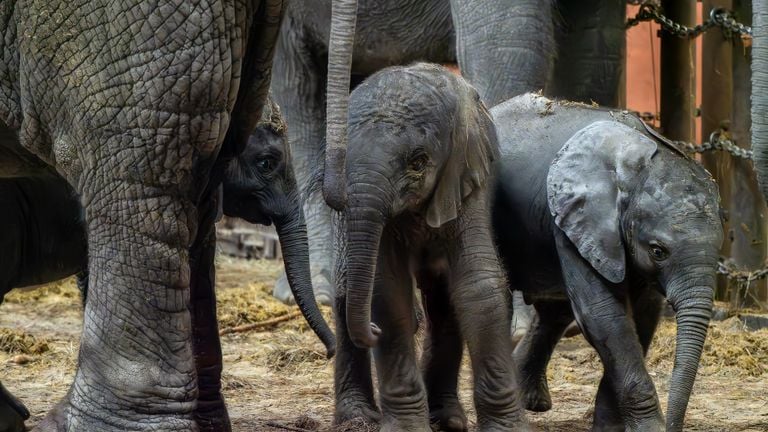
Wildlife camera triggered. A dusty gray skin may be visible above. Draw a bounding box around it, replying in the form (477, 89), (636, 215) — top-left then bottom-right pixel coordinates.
(332, 63), (529, 432)
(273, 0), (627, 312)
(490, 93), (724, 432)
(753, 4), (768, 201)
(0, 2), (291, 428)
(0, 100), (335, 432)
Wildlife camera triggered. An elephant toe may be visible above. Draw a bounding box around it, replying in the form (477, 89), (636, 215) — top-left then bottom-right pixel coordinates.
(334, 400), (381, 426)
(522, 378), (552, 412)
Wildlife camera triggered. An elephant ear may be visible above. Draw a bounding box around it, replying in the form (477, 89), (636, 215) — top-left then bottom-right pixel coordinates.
(425, 84), (501, 228)
(547, 120), (657, 283)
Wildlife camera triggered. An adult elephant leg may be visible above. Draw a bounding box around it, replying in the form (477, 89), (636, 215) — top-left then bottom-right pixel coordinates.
(549, 0), (626, 107)
(189, 185), (230, 432)
(372, 244), (429, 432)
(593, 283), (664, 430)
(451, 216), (529, 431)
(555, 232), (663, 432)
(512, 301), (573, 412)
(450, 0), (555, 105)
(332, 213), (379, 425)
(418, 271), (467, 432)
(271, 19), (334, 305)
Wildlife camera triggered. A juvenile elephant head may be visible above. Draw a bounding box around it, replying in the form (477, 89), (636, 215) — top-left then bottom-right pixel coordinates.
(547, 121), (724, 430)
(223, 98), (335, 357)
(343, 63), (498, 348)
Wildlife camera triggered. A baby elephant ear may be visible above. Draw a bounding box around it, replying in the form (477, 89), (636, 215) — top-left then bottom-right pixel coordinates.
(425, 84), (500, 228)
(547, 120), (657, 283)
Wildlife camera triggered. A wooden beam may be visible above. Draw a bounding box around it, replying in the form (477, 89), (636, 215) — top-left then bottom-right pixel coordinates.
(660, 0), (696, 141)
(729, 0), (767, 309)
(702, 0), (734, 300)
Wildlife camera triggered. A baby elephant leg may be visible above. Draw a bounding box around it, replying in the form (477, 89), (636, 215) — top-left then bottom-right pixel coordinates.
(0, 382), (28, 432)
(419, 273), (467, 432)
(513, 301), (574, 412)
(373, 260), (430, 432)
(450, 241), (530, 431)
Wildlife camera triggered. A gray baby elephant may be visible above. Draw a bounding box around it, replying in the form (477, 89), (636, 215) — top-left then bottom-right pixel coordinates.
(332, 63), (529, 432)
(490, 93), (723, 432)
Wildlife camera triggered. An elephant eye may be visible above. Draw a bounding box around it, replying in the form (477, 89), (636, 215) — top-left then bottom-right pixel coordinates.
(648, 241), (669, 261)
(408, 153), (429, 172)
(256, 157), (277, 174)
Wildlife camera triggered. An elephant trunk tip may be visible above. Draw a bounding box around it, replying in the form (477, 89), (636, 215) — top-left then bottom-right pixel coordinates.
(349, 322), (382, 349)
(323, 147), (348, 211)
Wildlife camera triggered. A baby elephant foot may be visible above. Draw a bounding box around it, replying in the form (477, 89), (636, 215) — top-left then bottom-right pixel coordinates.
(273, 267), (334, 306)
(381, 416), (431, 432)
(334, 396), (381, 426)
(429, 397), (467, 432)
(519, 374), (552, 412)
(0, 383), (28, 432)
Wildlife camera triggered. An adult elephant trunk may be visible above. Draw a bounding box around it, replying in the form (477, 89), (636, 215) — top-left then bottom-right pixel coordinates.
(344, 193), (386, 348)
(753, 3), (768, 200)
(664, 268), (715, 432)
(275, 209), (336, 358)
(323, 0), (358, 211)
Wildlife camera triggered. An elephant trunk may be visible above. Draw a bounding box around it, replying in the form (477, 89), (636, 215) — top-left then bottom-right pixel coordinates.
(753, 3), (768, 200)
(275, 208), (336, 358)
(664, 267), (715, 432)
(323, 0), (358, 211)
(345, 192), (387, 349)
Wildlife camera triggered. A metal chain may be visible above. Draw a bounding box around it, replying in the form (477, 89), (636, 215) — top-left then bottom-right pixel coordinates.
(627, 2), (752, 38)
(718, 260), (768, 282)
(673, 130), (753, 160)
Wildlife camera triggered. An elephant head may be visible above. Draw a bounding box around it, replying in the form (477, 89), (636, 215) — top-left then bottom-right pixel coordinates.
(548, 121), (723, 431)
(342, 63), (498, 348)
(223, 98), (335, 358)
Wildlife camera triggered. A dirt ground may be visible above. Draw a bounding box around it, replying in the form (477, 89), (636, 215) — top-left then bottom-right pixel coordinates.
(1, 257), (767, 431)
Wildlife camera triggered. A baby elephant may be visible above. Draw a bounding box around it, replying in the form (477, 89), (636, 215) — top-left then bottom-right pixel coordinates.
(0, 99), (334, 432)
(332, 63), (529, 432)
(491, 94), (723, 432)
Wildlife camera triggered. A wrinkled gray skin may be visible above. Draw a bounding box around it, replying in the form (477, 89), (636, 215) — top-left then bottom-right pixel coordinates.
(272, 0), (627, 310)
(332, 63), (529, 432)
(491, 94), (724, 432)
(0, 100), (335, 431)
(0, 2), (304, 430)
(753, 4), (768, 202)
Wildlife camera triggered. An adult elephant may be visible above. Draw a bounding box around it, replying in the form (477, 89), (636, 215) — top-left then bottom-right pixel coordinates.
(0, 1), (299, 431)
(271, 0), (628, 304)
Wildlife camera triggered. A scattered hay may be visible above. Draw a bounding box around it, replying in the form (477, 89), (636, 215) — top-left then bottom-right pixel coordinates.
(4, 277), (80, 306)
(0, 328), (50, 355)
(266, 346), (326, 372)
(648, 317), (768, 377)
(325, 418), (378, 432)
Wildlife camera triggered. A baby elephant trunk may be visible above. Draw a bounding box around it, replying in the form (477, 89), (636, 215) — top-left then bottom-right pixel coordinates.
(275, 209), (336, 358)
(664, 267), (715, 432)
(345, 200), (386, 349)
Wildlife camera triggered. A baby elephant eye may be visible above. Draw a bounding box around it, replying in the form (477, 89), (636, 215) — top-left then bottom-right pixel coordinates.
(256, 157), (277, 174)
(408, 154), (429, 172)
(648, 241), (669, 261)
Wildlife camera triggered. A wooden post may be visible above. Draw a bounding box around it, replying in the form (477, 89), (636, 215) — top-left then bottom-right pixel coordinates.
(730, 0), (768, 309)
(702, 0), (734, 300)
(660, 0), (696, 141)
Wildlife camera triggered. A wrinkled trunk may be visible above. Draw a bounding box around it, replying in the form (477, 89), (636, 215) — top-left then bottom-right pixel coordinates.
(664, 269), (715, 432)
(345, 200), (386, 349)
(323, 0), (358, 211)
(275, 208), (336, 358)
(752, 2), (768, 199)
